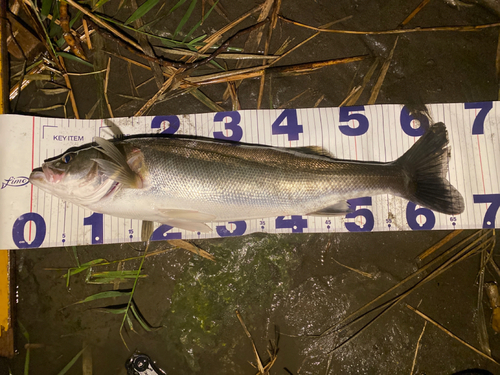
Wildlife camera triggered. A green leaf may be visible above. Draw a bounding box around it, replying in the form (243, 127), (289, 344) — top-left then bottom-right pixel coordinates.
(62, 258), (107, 279)
(19, 321), (30, 375)
(126, 311), (135, 331)
(56, 52), (93, 68)
(130, 302), (160, 332)
(86, 270), (147, 284)
(173, 0), (197, 38)
(74, 289), (132, 304)
(72, 246), (80, 267)
(97, 14), (206, 49)
(169, 0), (189, 14)
(41, 0), (54, 19)
(93, 0), (113, 10)
(97, 304), (128, 314)
(24, 349), (30, 375)
(184, 0), (218, 41)
(18, 321), (29, 342)
(187, 33), (207, 45)
(69, 10), (83, 28)
(124, 0), (160, 25)
(40, 87), (70, 95)
(56, 347), (85, 375)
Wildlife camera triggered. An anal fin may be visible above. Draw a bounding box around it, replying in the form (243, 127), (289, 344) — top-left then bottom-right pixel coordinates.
(307, 201), (352, 216)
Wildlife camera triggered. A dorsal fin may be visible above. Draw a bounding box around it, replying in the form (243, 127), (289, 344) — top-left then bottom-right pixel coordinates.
(292, 146), (335, 158)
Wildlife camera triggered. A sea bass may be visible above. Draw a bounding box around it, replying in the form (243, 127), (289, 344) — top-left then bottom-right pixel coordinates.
(29, 122), (464, 232)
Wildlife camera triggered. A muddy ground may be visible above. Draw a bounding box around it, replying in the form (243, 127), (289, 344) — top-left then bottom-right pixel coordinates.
(2, 0), (500, 374)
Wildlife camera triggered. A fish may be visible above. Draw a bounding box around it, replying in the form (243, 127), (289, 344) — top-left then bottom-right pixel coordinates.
(29, 122), (465, 232)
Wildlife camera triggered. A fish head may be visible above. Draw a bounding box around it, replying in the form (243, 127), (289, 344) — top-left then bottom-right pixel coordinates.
(29, 146), (114, 205)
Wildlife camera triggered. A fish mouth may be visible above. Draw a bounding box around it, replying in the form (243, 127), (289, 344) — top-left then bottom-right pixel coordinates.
(29, 165), (65, 184)
(29, 167), (45, 184)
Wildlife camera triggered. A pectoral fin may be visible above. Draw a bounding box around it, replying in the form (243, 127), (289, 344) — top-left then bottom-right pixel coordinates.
(156, 209), (215, 232)
(157, 209), (216, 222)
(93, 137), (143, 189)
(307, 201), (352, 216)
(160, 219), (212, 233)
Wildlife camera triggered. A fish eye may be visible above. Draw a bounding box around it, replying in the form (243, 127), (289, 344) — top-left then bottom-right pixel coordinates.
(62, 153), (74, 164)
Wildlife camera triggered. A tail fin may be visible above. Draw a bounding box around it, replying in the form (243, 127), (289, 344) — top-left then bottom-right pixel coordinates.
(396, 122), (465, 215)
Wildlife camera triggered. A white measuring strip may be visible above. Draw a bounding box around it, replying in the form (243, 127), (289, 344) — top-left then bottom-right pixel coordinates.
(0, 101), (498, 249)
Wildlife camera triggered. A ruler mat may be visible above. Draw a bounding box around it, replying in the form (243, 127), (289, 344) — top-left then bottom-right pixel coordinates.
(0, 102), (498, 249)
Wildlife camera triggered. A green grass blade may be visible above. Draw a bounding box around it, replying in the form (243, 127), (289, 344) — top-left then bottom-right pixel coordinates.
(56, 347), (85, 375)
(169, 0), (188, 14)
(74, 289), (132, 304)
(173, 0), (197, 38)
(125, 0), (160, 25)
(19, 322), (30, 375)
(24, 349), (30, 375)
(93, 0), (113, 10)
(87, 270), (147, 284)
(18, 321), (29, 342)
(41, 0), (53, 19)
(97, 304), (128, 314)
(91, 270), (147, 278)
(187, 33), (206, 45)
(130, 302), (161, 332)
(72, 246), (80, 267)
(27, 0), (56, 56)
(126, 311), (135, 331)
(69, 10), (82, 28)
(184, 0), (218, 41)
(62, 258), (107, 279)
(56, 52), (93, 68)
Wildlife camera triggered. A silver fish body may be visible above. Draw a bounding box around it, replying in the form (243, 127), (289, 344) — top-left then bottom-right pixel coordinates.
(29, 123), (464, 232)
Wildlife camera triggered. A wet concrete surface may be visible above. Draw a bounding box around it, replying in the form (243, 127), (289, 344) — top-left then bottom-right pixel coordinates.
(3, 0), (500, 374)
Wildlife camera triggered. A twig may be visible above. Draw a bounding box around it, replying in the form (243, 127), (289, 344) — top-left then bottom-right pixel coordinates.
(58, 56), (79, 119)
(367, 36), (398, 104)
(104, 57), (113, 118)
(236, 310), (265, 373)
(477, 241), (493, 355)
(341, 58), (380, 107)
(406, 304), (500, 366)
(65, 0), (144, 51)
(133, 19), (269, 115)
(82, 19), (92, 50)
(199, 3), (265, 53)
(331, 257), (376, 279)
(59, 1), (86, 60)
(400, 0), (432, 27)
(318, 230), (489, 337)
(410, 322), (426, 375)
(279, 15), (500, 35)
(418, 230), (464, 261)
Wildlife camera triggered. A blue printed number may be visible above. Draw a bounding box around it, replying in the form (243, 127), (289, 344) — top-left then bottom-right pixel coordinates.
(339, 106), (369, 136)
(465, 102), (493, 135)
(344, 197), (374, 232)
(12, 213), (46, 248)
(216, 221), (247, 237)
(275, 216), (308, 233)
(271, 109), (303, 141)
(473, 194), (500, 228)
(151, 115), (180, 134)
(400, 106), (429, 136)
(152, 224), (182, 240)
(406, 202), (435, 230)
(213, 111), (242, 141)
(83, 212), (103, 244)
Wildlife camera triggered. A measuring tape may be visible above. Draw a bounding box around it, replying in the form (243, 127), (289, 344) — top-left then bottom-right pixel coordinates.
(0, 101), (498, 249)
